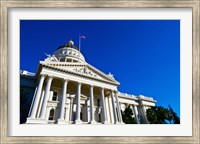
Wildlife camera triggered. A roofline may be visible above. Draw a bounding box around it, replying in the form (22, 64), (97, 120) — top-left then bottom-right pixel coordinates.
(37, 62), (119, 86)
(87, 63), (120, 85)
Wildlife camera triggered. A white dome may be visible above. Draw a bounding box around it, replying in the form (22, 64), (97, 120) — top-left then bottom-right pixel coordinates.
(52, 40), (86, 63)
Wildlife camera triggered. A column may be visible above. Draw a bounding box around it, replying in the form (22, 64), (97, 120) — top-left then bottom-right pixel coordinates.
(58, 79), (68, 121)
(101, 88), (108, 124)
(29, 74), (46, 118)
(69, 97), (74, 122)
(45, 107), (51, 120)
(115, 92), (123, 123)
(89, 85), (95, 124)
(133, 105), (139, 124)
(28, 87), (37, 117)
(75, 82), (82, 124)
(36, 90), (44, 118)
(65, 95), (71, 121)
(142, 106), (149, 124)
(108, 96), (114, 123)
(65, 106), (70, 121)
(86, 99), (90, 122)
(105, 96), (110, 122)
(111, 90), (118, 124)
(39, 75), (53, 119)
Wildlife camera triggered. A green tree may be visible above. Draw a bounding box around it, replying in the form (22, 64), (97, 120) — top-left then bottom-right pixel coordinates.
(146, 106), (170, 124)
(121, 105), (137, 124)
(146, 105), (180, 124)
(168, 105), (180, 124)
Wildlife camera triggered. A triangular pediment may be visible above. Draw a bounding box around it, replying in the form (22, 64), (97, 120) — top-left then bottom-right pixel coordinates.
(40, 61), (119, 85)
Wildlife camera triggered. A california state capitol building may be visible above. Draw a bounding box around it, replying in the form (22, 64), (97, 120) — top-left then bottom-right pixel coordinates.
(20, 39), (156, 124)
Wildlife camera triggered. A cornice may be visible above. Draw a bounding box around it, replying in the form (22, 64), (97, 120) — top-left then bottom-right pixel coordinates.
(40, 63), (119, 86)
(40, 61), (120, 85)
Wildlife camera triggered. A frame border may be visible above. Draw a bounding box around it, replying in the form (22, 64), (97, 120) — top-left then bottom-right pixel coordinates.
(1, 0), (199, 143)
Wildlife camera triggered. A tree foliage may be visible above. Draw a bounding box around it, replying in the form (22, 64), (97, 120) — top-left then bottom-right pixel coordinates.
(20, 88), (29, 124)
(121, 105), (137, 124)
(168, 105), (180, 124)
(146, 105), (180, 124)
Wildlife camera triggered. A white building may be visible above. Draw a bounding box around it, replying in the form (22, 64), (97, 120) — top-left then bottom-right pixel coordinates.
(21, 40), (156, 124)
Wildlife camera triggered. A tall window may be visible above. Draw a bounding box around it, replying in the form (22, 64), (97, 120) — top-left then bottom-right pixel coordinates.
(80, 112), (82, 121)
(52, 92), (57, 101)
(97, 99), (100, 107)
(48, 109), (54, 120)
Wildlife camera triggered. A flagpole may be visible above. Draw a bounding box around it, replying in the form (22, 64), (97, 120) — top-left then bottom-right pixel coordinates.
(78, 35), (86, 63)
(78, 34), (81, 62)
(79, 34), (81, 52)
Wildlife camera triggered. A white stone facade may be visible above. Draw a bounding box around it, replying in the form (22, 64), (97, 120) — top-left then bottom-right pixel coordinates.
(21, 40), (156, 124)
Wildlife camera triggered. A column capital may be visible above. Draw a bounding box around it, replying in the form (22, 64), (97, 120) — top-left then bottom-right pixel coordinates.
(110, 90), (115, 95)
(47, 75), (54, 80)
(89, 84), (94, 88)
(77, 81), (82, 85)
(90, 85), (94, 92)
(113, 90), (119, 95)
(101, 87), (105, 90)
(40, 73), (47, 77)
(63, 78), (69, 82)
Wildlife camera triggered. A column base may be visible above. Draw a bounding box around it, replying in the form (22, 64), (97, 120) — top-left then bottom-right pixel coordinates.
(26, 117), (48, 124)
(88, 120), (96, 124)
(57, 119), (68, 124)
(102, 121), (110, 124)
(114, 121), (122, 124)
(74, 120), (82, 124)
(119, 122), (125, 124)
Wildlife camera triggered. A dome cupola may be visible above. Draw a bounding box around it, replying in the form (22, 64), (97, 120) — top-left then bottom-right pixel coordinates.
(50, 40), (86, 63)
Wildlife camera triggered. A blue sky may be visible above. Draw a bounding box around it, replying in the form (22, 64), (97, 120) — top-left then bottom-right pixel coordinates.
(20, 20), (180, 117)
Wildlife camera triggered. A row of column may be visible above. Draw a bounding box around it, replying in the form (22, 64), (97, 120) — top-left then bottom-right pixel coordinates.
(29, 74), (123, 124)
(75, 83), (123, 124)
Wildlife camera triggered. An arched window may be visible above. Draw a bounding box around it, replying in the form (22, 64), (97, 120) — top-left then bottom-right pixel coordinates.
(48, 109), (55, 120)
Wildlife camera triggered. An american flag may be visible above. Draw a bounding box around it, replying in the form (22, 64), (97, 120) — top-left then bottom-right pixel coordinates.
(80, 35), (86, 39)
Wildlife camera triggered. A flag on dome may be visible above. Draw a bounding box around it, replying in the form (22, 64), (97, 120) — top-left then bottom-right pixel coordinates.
(80, 35), (86, 39)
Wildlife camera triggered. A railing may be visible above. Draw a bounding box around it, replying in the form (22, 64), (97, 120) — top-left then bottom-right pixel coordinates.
(137, 95), (154, 100)
(118, 92), (136, 98)
(118, 92), (153, 100)
(20, 70), (35, 76)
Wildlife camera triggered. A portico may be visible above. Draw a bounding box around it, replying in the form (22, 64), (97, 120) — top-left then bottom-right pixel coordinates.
(25, 40), (156, 124)
(27, 73), (123, 124)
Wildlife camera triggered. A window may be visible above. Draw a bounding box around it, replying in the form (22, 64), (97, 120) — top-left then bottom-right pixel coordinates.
(48, 109), (54, 120)
(60, 58), (65, 62)
(98, 113), (101, 122)
(62, 50), (66, 54)
(80, 112), (82, 121)
(52, 92), (57, 101)
(64, 108), (66, 119)
(97, 99), (100, 106)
